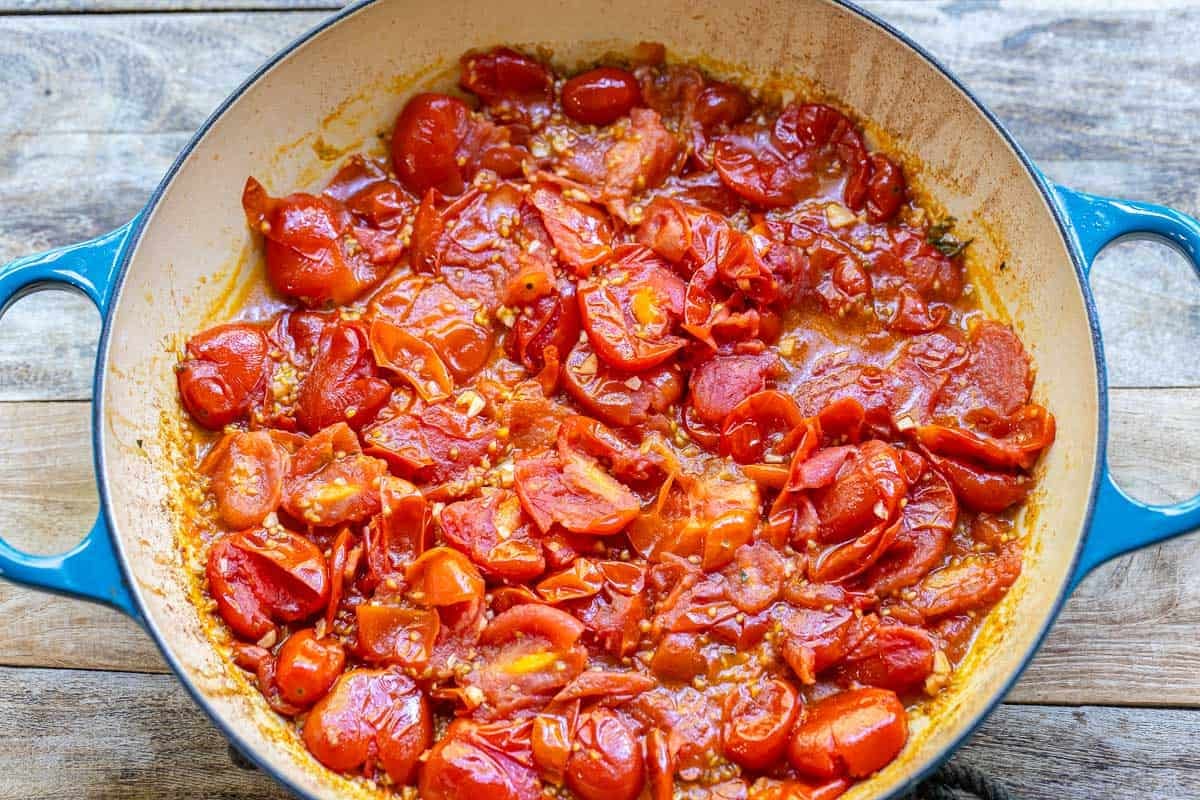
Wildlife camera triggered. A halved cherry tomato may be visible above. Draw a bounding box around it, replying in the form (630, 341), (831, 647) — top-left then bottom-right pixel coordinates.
(712, 127), (815, 208)
(720, 390), (804, 464)
(857, 467), (956, 596)
(722, 678), (800, 770)
(440, 489), (546, 582)
(363, 400), (498, 486)
(202, 430), (287, 529)
(369, 318), (455, 402)
(364, 476), (429, 583)
(562, 67), (642, 126)
(356, 604), (440, 667)
(206, 527), (329, 640)
(514, 449), (640, 535)
(274, 628), (345, 707)
(561, 338), (684, 427)
(295, 321), (391, 434)
(909, 541), (1023, 620)
(840, 622), (936, 692)
(464, 604), (588, 711)
(177, 323), (269, 429)
(566, 708), (644, 800)
(865, 153), (906, 223)
(323, 154), (415, 229)
(242, 178), (393, 305)
(529, 183), (613, 274)
(303, 668), (431, 784)
(420, 719), (542, 800)
(688, 352), (775, 426)
(405, 546), (486, 606)
(772, 103), (870, 211)
(579, 245), (687, 371)
(506, 283), (582, 374)
(923, 449), (1032, 513)
(282, 423), (388, 527)
(391, 93), (525, 197)
(371, 275), (496, 380)
(461, 47), (553, 113)
(787, 687), (907, 780)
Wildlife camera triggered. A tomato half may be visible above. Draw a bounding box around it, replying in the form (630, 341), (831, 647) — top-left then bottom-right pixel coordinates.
(420, 719), (542, 800)
(514, 449), (640, 535)
(787, 687), (907, 780)
(579, 245), (687, 371)
(565, 708), (644, 800)
(282, 423), (388, 527)
(561, 339), (684, 427)
(177, 323), (269, 429)
(207, 527), (329, 640)
(294, 321), (391, 434)
(274, 628), (345, 707)
(440, 489), (546, 581)
(722, 678), (800, 770)
(304, 668), (431, 784)
(202, 430), (287, 530)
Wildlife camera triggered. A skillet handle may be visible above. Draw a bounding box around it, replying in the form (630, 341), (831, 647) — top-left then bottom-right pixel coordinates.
(0, 219), (140, 617)
(1051, 184), (1200, 589)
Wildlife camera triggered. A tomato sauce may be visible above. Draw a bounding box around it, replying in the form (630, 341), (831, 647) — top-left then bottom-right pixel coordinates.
(176, 45), (1055, 799)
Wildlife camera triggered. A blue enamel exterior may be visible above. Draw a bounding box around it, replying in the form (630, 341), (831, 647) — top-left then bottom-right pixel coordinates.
(1049, 184), (1200, 589)
(1, 1), (1198, 797)
(0, 219), (140, 618)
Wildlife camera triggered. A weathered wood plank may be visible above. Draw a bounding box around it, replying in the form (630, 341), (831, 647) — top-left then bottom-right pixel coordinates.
(1, 391), (1198, 708)
(0, 668), (293, 800)
(1, 665), (1196, 800)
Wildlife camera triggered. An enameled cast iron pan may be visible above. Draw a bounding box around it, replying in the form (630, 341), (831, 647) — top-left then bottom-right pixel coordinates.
(2, 1), (1199, 798)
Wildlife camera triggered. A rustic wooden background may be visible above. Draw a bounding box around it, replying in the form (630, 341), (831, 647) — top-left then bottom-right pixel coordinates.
(1, 1), (1199, 798)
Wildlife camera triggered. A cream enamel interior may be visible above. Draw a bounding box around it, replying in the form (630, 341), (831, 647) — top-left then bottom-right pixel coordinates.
(98, 1), (1100, 798)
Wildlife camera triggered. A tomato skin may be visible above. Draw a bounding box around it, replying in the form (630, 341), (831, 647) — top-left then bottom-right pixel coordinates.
(441, 489), (546, 582)
(645, 728), (674, 800)
(566, 708), (645, 800)
(274, 629), (345, 707)
(303, 668), (431, 784)
(529, 184), (613, 275)
(561, 339), (684, 427)
(420, 719), (542, 800)
(562, 67), (642, 126)
(202, 431), (287, 530)
(722, 678), (800, 770)
(514, 449), (640, 535)
(720, 390), (804, 464)
(391, 93), (473, 196)
(461, 47), (553, 109)
(206, 527), (330, 640)
(295, 322), (390, 434)
(177, 323), (269, 429)
(787, 688), (907, 780)
(578, 246), (687, 371)
(506, 283), (582, 374)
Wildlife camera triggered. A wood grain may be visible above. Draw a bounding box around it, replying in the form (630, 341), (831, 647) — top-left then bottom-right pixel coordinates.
(2, 665), (1197, 800)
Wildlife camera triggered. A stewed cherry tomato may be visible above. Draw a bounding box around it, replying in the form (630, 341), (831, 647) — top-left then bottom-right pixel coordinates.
(177, 323), (269, 429)
(274, 628), (345, 706)
(562, 67), (642, 126)
(565, 708), (644, 800)
(723, 678), (800, 770)
(787, 687), (908, 780)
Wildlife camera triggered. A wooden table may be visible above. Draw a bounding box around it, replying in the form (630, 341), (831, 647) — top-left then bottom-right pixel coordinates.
(1, 1), (1198, 798)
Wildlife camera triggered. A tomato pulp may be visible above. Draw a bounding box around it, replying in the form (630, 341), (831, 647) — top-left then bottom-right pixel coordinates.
(178, 45), (1054, 800)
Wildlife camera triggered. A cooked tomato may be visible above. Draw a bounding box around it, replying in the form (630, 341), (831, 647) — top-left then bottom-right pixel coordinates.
(421, 719), (542, 800)
(441, 489), (546, 581)
(461, 47), (553, 116)
(723, 678), (800, 770)
(579, 245), (687, 371)
(514, 448), (640, 535)
(561, 338), (684, 427)
(207, 527), (329, 640)
(562, 67), (642, 126)
(177, 323), (269, 429)
(274, 629), (345, 706)
(202, 430), (288, 529)
(304, 668), (431, 783)
(565, 708), (644, 800)
(281, 423), (388, 527)
(787, 688), (907, 780)
(294, 321), (390, 434)
(529, 183), (613, 274)
(242, 178), (393, 305)
(187, 47), (1052, 799)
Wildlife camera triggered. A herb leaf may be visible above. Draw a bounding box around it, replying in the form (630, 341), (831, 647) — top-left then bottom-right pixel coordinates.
(927, 216), (972, 258)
